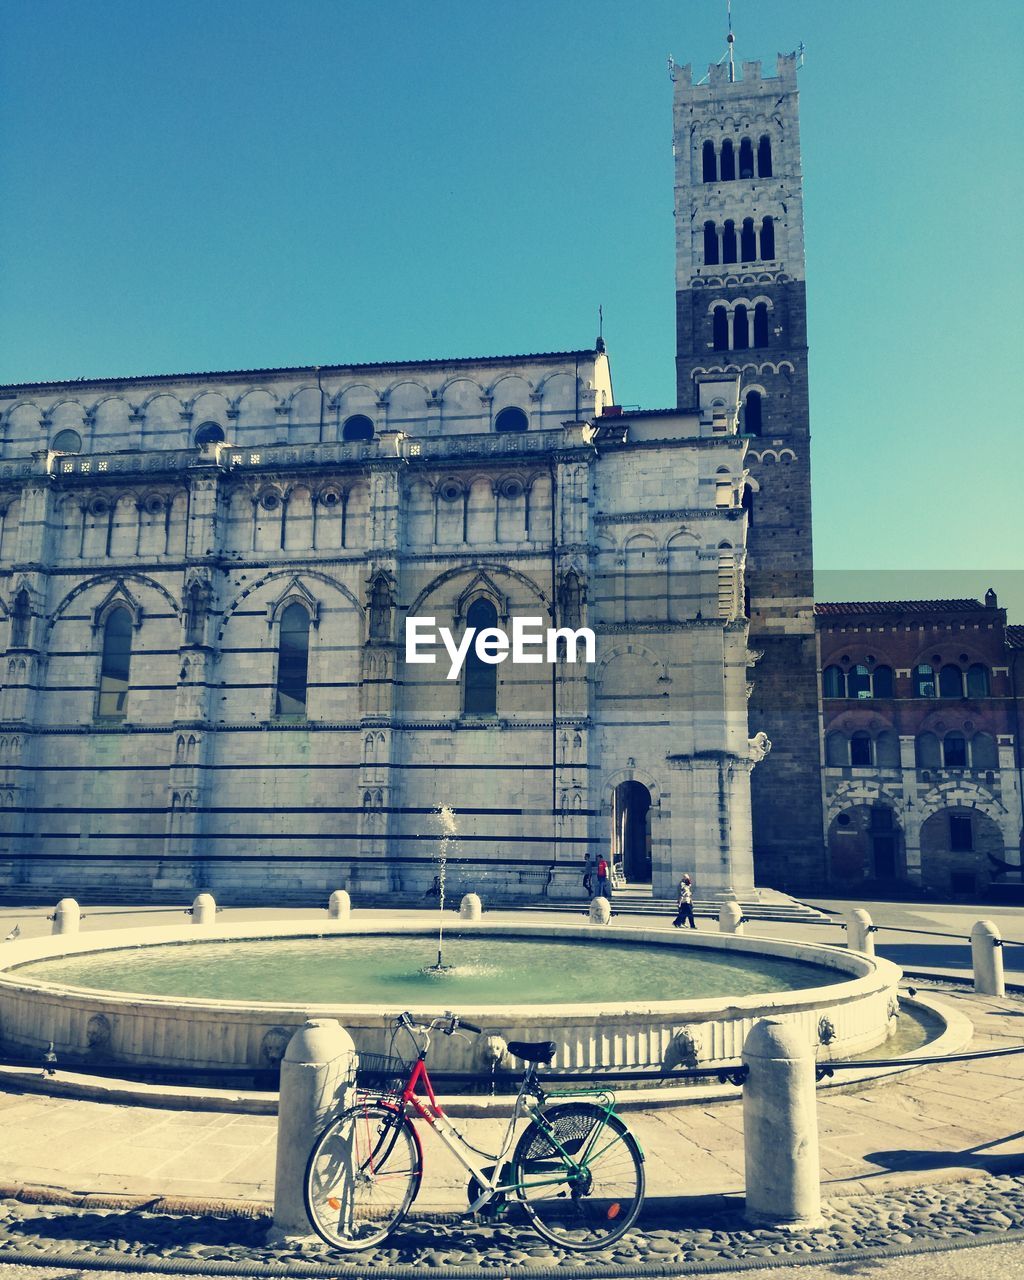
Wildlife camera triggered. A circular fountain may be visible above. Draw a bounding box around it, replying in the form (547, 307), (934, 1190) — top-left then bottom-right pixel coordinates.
(0, 918), (901, 1076)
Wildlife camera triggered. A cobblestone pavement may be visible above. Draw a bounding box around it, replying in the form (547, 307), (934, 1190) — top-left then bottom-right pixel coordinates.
(0, 1173), (1023, 1275)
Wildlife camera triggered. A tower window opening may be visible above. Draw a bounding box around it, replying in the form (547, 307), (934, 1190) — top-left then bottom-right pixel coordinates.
(757, 134), (773, 177)
(733, 304), (749, 350)
(712, 305), (729, 351)
(753, 301), (770, 347)
(721, 219), (737, 264)
(703, 220), (719, 265)
(720, 138), (736, 181)
(760, 216), (775, 259)
(741, 218), (757, 262)
(702, 140), (717, 182)
(738, 137), (754, 179)
(743, 390), (763, 436)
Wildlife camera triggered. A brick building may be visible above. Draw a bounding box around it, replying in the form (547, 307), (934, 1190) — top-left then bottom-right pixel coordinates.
(816, 596), (1024, 895)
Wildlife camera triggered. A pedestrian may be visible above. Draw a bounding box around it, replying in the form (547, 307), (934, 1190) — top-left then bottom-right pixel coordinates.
(582, 854), (595, 897)
(596, 855), (612, 903)
(672, 874), (696, 928)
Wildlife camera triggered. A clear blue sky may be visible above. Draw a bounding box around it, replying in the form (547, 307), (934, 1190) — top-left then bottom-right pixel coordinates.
(2, 2), (1021, 613)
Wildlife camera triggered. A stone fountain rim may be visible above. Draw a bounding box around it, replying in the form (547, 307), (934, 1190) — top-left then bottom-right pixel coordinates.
(0, 918), (899, 1019)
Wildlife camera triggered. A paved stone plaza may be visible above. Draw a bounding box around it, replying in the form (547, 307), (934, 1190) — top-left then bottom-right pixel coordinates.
(0, 901), (1022, 1272)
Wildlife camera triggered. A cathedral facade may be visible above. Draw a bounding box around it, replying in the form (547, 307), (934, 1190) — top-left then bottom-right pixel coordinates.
(0, 352), (761, 904)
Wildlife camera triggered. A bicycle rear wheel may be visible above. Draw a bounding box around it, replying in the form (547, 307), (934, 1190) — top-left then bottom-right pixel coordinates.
(304, 1099), (422, 1251)
(511, 1102), (644, 1251)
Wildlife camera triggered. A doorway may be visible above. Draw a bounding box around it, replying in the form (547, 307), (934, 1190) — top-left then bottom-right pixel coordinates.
(611, 781), (652, 883)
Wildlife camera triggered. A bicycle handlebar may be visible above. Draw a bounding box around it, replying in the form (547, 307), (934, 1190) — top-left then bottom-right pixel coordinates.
(397, 1011), (483, 1037)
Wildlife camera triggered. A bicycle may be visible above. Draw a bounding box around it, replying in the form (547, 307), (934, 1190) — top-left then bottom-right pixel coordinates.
(303, 1010), (645, 1253)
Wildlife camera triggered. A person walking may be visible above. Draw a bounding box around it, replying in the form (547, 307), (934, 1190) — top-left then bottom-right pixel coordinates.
(596, 855), (612, 903)
(582, 854), (596, 897)
(673, 874), (696, 928)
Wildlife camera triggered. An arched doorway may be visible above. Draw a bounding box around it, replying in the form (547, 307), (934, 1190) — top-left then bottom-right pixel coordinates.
(612, 781), (652, 883)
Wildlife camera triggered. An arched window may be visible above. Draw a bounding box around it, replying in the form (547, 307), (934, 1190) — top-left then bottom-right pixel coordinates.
(51, 429), (82, 454)
(848, 664), (871, 698)
(495, 407), (528, 433)
(876, 731), (900, 767)
(825, 731), (847, 766)
(939, 664), (964, 698)
(733, 304), (749, 350)
(822, 665), (845, 698)
(741, 217), (757, 261)
(753, 301), (770, 347)
(850, 730), (873, 767)
(915, 732), (940, 768)
(757, 134), (773, 177)
(194, 422), (224, 447)
(720, 138), (735, 181)
(97, 607), (132, 720)
(712, 306), (729, 351)
(275, 603), (311, 716)
(703, 220), (719, 265)
(721, 220), (737, 264)
(743, 390), (763, 436)
(702, 140), (717, 182)
(342, 414), (374, 442)
(966, 663), (990, 697)
(971, 732), (999, 769)
(10, 589), (31, 648)
(872, 665), (895, 697)
(759, 216), (775, 260)
(738, 137), (754, 179)
(913, 664), (936, 697)
(463, 598), (498, 715)
(943, 731), (967, 768)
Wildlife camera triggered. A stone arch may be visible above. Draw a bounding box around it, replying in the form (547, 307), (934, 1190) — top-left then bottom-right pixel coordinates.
(407, 564), (547, 620)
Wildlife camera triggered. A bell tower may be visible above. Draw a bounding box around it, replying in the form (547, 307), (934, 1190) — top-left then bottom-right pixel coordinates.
(673, 48), (824, 889)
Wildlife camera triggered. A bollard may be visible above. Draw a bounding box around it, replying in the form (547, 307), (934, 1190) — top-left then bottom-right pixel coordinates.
(971, 919), (1005, 996)
(327, 890), (351, 921)
(191, 892), (216, 925)
(845, 908), (876, 957)
(742, 1018), (822, 1230)
(271, 1019), (357, 1240)
(51, 898), (81, 936)
(589, 896), (611, 925)
(719, 900), (744, 935)
(459, 893), (482, 921)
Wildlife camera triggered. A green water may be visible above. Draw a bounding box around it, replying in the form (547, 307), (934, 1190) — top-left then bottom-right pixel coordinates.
(18, 933), (845, 1006)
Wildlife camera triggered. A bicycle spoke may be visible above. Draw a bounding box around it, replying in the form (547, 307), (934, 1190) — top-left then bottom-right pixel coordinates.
(304, 1102), (421, 1251)
(512, 1103), (644, 1251)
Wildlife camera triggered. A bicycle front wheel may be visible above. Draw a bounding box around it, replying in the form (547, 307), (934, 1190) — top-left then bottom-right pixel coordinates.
(511, 1102), (644, 1251)
(304, 1100), (422, 1251)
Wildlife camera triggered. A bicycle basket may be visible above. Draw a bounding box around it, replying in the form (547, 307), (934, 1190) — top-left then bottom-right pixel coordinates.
(355, 1052), (409, 1095)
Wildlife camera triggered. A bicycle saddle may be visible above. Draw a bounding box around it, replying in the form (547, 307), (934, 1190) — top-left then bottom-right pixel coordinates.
(506, 1039), (557, 1065)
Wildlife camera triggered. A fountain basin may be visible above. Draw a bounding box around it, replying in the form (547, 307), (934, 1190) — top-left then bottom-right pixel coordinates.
(0, 920), (901, 1074)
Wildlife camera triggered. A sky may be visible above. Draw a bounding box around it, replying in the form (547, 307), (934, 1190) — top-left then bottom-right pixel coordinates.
(1, 2), (1021, 615)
